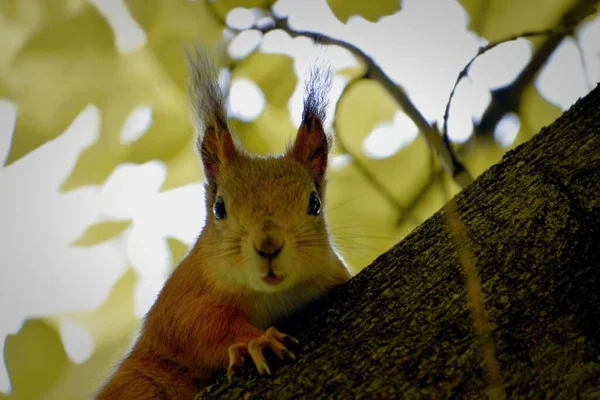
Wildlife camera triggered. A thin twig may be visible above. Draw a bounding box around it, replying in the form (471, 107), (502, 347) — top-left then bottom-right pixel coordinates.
(572, 32), (594, 90)
(468, 0), (598, 137)
(442, 28), (555, 143)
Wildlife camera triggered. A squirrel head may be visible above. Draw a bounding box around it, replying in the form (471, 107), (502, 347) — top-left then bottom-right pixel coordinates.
(199, 112), (336, 294)
(188, 50), (341, 293)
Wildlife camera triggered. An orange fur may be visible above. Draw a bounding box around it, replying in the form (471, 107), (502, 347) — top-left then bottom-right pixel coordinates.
(96, 51), (351, 399)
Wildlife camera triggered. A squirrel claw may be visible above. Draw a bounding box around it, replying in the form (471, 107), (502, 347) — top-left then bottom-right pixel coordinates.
(226, 367), (235, 384)
(227, 327), (297, 379)
(284, 335), (300, 344)
(227, 343), (247, 383)
(262, 360), (271, 376)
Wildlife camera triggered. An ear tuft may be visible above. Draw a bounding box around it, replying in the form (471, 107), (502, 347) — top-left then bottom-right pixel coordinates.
(186, 46), (237, 182)
(186, 46), (228, 137)
(289, 65), (333, 188)
(301, 65), (332, 127)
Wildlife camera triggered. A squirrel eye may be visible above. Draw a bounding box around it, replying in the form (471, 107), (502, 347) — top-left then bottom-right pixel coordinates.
(213, 196), (227, 220)
(307, 191), (321, 216)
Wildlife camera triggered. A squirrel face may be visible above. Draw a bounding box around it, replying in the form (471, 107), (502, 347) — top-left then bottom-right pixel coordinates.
(200, 117), (335, 294)
(187, 51), (340, 294)
(206, 154), (331, 293)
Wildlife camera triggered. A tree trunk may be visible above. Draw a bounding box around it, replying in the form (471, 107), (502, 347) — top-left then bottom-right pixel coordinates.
(197, 84), (600, 399)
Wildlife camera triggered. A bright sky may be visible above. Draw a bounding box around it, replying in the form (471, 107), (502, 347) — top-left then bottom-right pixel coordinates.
(0, 0), (598, 394)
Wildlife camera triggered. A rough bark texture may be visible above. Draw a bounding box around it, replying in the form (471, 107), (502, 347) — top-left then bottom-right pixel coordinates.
(197, 84), (600, 399)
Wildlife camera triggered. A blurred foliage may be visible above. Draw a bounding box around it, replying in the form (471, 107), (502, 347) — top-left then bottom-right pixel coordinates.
(0, 0), (590, 398)
(458, 0), (575, 41)
(3, 270), (138, 399)
(72, 220), (132, 247)
(327, 0), (401, 23)
(230, 52), (298, 154)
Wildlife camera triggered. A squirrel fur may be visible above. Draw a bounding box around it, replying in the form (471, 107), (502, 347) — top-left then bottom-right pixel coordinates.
(96, 48), (351, 399)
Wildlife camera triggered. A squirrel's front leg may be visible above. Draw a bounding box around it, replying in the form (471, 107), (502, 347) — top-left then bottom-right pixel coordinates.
(227, 326), (298, 382)
(153, 295), (297, 382)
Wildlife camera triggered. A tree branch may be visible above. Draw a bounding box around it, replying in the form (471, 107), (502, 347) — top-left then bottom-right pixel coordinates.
(198, 83), (600, 400)
(474, 0), (598, 137)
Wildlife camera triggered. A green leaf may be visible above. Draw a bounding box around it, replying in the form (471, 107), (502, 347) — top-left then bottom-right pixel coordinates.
(327, 0), (401, 23)
(330, 79), (439, 269)
(72, 220), (132, 247)
(58, 268), (139, 350)
(210, 0), (277, 21)
(229, 52), (298, 157)
(4, 3), (117, 166)
(38, 269), (139, 399)
(125, 0), (224, 92)
(336, 79), (397, 154)
(161, 143), (204, 190)
(233, 52), (297, 109)
(60, 0), (227, 190)
(167, 237), (190, 270)
(515, 83), (562, 145)
(230, 105), (296, 156)
(457, 0), (574, 42)
(4, 320), (70, 399)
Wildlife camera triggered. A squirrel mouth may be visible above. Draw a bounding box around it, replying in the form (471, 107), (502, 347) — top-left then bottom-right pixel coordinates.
(263, 271), (284, 286)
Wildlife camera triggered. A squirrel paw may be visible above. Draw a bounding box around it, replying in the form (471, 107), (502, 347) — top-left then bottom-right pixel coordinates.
(227, 327), (298, 383)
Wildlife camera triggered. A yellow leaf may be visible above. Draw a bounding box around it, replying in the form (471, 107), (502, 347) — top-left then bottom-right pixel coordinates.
(233, 52), (297, 109)
(457, 0), (575, 42)
(327, 0), (401, 23)
(3, 0), (225, 191)
(461, 137), (507, 178)
(58, 0), (226, 190)
(167, 237), (191, 270)
(330, 79), (439, 271)
(4, 320), (70, 399)
(161, 142), (204, 190)
(516, 83), (562, 144)
(210, 0), (277, 21)
(230, 104), (296, 156)
(337, 62), (368, 80)
(4, 3), (116, 166)
(336, 79), (397, 154)
(57, 268), (138, 354)
(60, 49), (189, 190)
(40, 269), (140, 399)
(72, 220), (132, 247)
(228, 52), (297, 156)
(125, 0), (223, 92)
(0, 0), (86, 28)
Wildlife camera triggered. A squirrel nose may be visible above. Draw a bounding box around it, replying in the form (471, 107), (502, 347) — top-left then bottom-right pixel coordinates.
(254, 236), (284, 260)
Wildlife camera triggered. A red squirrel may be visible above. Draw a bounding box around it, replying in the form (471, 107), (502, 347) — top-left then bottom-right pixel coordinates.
(96, 49), (352, 399)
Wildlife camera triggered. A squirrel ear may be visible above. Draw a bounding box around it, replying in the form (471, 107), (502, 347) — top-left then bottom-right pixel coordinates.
(288, 65), (332, 188)
(199, 127), (238, 182)
(290, 116), (330, 186)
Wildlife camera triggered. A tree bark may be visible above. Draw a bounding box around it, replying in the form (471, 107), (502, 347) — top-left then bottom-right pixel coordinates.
(197, 84), (600, 399)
